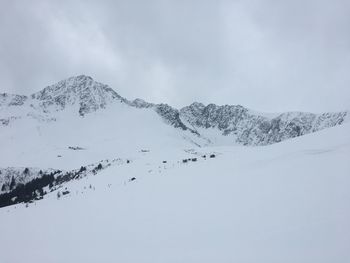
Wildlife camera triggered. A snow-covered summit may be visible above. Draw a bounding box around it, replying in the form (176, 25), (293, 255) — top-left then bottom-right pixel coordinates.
(30, 75), (126, 116)
(130, 98), (154, 108)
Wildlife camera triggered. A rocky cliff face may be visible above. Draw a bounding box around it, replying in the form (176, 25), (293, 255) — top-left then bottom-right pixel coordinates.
(0, 75), (348, 146)
(179, 103), (348, 145)
(129, 98), (195, 133)
(0, 93), (28, 108)
(154, 104), (198, 134)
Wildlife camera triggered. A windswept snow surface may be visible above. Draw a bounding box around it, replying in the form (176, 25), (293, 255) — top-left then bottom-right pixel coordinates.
(0, 121), (350, 262)
(0, 101), (206, 170)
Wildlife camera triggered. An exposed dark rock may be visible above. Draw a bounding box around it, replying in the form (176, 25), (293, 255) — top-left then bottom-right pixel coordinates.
(180, 103), (348, 145)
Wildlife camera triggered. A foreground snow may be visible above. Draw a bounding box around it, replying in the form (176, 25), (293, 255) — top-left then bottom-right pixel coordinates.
(1, 123), (350, 263)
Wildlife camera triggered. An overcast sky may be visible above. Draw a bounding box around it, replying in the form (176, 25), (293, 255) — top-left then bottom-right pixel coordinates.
(0, 0), (349, 112)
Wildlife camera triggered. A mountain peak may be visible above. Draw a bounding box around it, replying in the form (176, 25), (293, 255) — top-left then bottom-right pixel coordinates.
(30, 75), (124, 116)
(32, 75), (105, 98)
(73, 74), (93, 81)
(130, 98), (154, 108)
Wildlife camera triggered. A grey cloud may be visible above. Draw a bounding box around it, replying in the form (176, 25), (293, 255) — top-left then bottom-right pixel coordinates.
(0, 0), (349, 112)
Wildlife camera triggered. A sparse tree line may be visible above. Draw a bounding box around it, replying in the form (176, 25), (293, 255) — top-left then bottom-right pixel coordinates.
(0, 154), (215, 208)
(181, 154), (216, 163)
(0, 162), (105, 208)
(0, 171), (58, 208)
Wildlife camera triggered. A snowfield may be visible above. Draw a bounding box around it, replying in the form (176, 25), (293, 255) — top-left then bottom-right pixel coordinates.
(0, 121), (349, 263)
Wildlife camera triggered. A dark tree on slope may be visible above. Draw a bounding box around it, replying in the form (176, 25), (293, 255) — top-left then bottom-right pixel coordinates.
(38, 188), (44, 197)
(0, 172), (56, 208)
(9, 176), (16, 190)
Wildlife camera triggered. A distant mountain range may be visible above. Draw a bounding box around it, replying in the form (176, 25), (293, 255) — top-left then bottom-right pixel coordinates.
(1, 75), (348, 146)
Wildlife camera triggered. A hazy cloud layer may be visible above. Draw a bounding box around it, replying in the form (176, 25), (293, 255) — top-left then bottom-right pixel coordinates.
(0, 0), (349, 112)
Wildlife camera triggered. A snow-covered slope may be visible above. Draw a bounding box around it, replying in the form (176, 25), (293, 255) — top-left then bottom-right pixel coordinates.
(0, 99), (206, 170)
(0, 121), (349, 263)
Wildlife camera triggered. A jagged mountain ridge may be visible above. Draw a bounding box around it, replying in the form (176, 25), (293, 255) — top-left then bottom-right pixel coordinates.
(180, 102), (348, 145)
(0, 75), (348, 146)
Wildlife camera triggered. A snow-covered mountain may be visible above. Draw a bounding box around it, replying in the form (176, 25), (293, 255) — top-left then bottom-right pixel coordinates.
(31, 75), (126, 116)
(0, 75), (348, 146)
(0, 74), (349, 196)
(0, 75), (125, 121)
(1, 75), (350, 262)
(180, 102), (348, 145)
